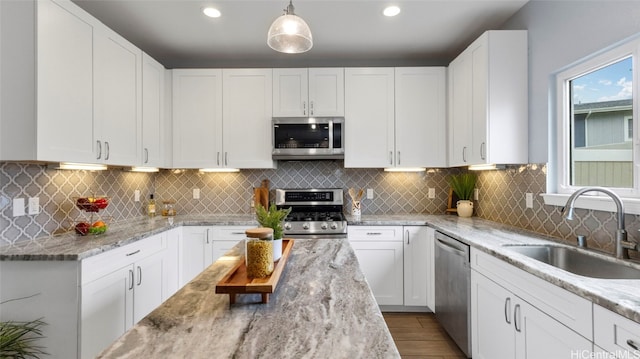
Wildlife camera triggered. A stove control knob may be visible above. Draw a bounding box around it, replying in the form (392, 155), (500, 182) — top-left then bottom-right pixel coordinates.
(330, 223), (338, 230)
(321, 223), (328, 230)
(284, 223), (292, 230)
(302, 223), (310, 230)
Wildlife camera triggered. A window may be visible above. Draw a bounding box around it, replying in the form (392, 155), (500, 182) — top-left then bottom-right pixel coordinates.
(557, 40), (638, 197)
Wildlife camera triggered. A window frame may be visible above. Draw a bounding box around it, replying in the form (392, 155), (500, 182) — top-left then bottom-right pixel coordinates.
(555, 40), (639, 198)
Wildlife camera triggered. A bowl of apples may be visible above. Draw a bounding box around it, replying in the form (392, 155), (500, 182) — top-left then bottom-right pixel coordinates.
(74, 196), (109, 213)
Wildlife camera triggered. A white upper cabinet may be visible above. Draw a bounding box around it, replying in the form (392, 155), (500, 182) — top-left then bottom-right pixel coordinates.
(448, 30), (528, 167)
(345, 67), (446, 168)
(0, 0), (145, 167)
(93, 27), (142, 166)
(223, 69), (275, 169)
(141, 53), (166, 168)
(395, 67), (447, 168)
(172, 69), (223, 168)
(273, 68), (344, 117)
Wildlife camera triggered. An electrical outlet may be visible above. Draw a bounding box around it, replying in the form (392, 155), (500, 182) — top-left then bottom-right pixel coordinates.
(366, 188), (374, 199)
(13, 198), (25, 217)
(474, 188), (479, 201)
(525, 193), (534, 208)
(428, 188), (435, 199)
(28, 197), (40, 215)
(134, 190), (141, 202)
(193, 188), (201, 199)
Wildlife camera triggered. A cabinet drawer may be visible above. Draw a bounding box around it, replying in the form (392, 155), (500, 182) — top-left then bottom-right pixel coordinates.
(594, 304), (640, 358)
(471, 248), (593, 340)
(348, 226), (403, 241)
(213, 226), (248, 240)
(81, 234), (166, 284)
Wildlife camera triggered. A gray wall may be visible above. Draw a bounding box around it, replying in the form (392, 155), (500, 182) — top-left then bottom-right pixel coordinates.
(502, 0), (640, 163)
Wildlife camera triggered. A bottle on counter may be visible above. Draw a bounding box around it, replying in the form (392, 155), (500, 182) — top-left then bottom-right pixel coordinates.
(147, 194), (156, 217)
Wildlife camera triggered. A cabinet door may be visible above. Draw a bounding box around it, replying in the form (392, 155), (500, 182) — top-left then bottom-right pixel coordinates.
(172, 69), (223, 168)
(141, 52), (165, 167)
(81, 265), (133, 359)
(351, 240), (404, 305)
(471, 270), (516, 359)
(308, 68), (344, 116)
(517, 299), (592, 359)
(179, 226), (213, 286)
(344, 68), (395, 168)
(470, 38), (489, 164)
(93, 27), (142, 166)
(395, 67), (447, 168)
(133, 249), (166, 323)
(426, 227), (436, 311)
(403, 226), (429, 307)
(448, 53), (472, 167)
(165, 228), (181, 298)
(273, 68), (308, 117)
(36, 0), (95, 163)
(222, 69), (274, 169)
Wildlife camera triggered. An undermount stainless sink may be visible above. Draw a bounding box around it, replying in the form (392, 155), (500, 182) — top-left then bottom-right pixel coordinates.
(504, 245), (640, 280)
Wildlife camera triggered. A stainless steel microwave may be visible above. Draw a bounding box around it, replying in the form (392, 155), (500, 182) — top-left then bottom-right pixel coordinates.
(272, 117), (344, 160)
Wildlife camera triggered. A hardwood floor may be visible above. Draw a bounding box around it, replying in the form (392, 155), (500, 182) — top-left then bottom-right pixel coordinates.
(383, 312), (467, 359)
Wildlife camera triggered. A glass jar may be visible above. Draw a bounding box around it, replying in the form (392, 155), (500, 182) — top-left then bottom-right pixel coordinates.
(245, 227), (274, 279)
(161, 200), (176, 217)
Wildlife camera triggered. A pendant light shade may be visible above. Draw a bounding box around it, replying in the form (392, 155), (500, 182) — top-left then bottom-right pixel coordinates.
(267, 0), (313, 54)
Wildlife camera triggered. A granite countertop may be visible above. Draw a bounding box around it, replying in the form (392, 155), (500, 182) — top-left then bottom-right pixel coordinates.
(97, 238), (400, 359)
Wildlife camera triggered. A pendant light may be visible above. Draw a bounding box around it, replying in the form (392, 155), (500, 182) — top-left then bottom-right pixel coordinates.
(267, 0), (313, 54)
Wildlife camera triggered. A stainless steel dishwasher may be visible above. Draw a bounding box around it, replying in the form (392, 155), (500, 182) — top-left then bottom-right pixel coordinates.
(434, 231), (471, 358)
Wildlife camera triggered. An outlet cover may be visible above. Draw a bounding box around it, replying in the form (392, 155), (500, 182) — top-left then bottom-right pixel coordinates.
(134, 190), (140, 202)
(474, 188), (479, 201)
(28, 197), (40, 215)
(525, 193), (534, 208)
(13, 198), (25, 217)
(366, 188), (374, 199)
(193, 188), (201, 199)
(428, 188), (435, 199)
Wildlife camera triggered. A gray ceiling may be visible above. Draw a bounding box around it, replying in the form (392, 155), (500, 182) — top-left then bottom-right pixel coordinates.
(71, 0), (529, 69)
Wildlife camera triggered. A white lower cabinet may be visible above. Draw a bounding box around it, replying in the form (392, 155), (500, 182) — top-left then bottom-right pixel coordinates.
(80, 233), (169, 358)
(349, 225), (434, 309)
(211, 226), (247, 261)
(471, 248), (593, 359)
(594, 304), (640, 358)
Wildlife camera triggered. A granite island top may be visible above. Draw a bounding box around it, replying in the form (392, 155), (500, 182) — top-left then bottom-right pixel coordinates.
(97, 238), (400, 359)
(2, 213), (640, 324)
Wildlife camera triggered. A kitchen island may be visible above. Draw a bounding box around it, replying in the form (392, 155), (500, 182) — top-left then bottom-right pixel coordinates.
(97, 238), (400, 359)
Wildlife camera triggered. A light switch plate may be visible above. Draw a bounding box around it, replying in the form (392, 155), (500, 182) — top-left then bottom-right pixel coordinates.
(28, 197), (40, 215)
(193, 188), (201, 199)
(366, 188), (374, 199)
(428, 188), (435, 199)
(134, 190), (140, 202)
(474, 188), (479, 201)
(525, 193), (534, 208)
(13, 198), (25, 217)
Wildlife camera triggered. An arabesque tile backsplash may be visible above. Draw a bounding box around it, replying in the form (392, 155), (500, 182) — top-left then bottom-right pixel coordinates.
(2, 161), (638, 256)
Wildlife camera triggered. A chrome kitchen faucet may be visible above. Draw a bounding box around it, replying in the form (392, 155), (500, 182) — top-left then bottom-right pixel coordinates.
(562, 187), (638, 259)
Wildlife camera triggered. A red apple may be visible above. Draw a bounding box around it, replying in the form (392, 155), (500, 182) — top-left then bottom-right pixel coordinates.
(75, 222), (90, 236)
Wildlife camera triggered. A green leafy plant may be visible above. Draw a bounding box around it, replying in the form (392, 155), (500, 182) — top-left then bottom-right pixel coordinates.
(0, 318), (47, 358)
(450, 173), (477, 201)
(255, 204), (292, 239)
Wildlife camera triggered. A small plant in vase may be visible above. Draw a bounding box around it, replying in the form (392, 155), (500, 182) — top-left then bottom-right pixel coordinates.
(255, 204), (292, 261)
(450, 173), (477, 217)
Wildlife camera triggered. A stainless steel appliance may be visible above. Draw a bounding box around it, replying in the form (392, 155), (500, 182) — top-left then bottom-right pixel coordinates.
(272, 117), (344, 160)
(275, 188), (347, 238)
(435, 231), (472, 358)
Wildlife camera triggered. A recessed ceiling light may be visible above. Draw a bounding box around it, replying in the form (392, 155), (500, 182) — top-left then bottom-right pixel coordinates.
(203, 7), (221, 18)
(383, 5), (401, 17)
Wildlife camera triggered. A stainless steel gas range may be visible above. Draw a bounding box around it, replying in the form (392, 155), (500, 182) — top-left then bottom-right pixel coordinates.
(275, 188), (347, 239)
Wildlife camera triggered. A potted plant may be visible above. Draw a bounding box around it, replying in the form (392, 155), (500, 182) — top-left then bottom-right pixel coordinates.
(0, 318), (47, 358)
(450, 173), (477, 217)
(255, 203), (291, 261)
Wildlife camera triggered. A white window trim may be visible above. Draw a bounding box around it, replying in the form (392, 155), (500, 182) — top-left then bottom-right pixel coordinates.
(543, 37), (640, 214)
(624, 115), (633, 141)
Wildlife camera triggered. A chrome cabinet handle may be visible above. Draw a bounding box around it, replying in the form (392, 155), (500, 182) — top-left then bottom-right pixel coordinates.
(480, 142), (486, 160)
(462, 147), (467, 162)
(389, 151), (393, 165)
(310, 101), (314, 115)
(514, 304), (522, 332)
(217, 152), (220, 166)
(504, 297), (512, 324)
(366, 232), (382, 236)
(406, 230), (410, 244)
(126, 249), (141, 256)
(398, 151), (401, 165)
(144, 148), (149, 163)
(303, 101), (307, 116)
(128, 269), (134, 290)
(137, 266), (142, 286)
(96, 141), (102, 160)
(224, 152), (228, 166)
(231, 232), (244, 235)
(627, 339), (639, 350)
(206, 228), (210, 244)
(105, 141), (110, 160)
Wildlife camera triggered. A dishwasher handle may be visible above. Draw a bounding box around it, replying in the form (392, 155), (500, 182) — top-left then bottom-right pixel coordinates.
(435, 233), (469, 258)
